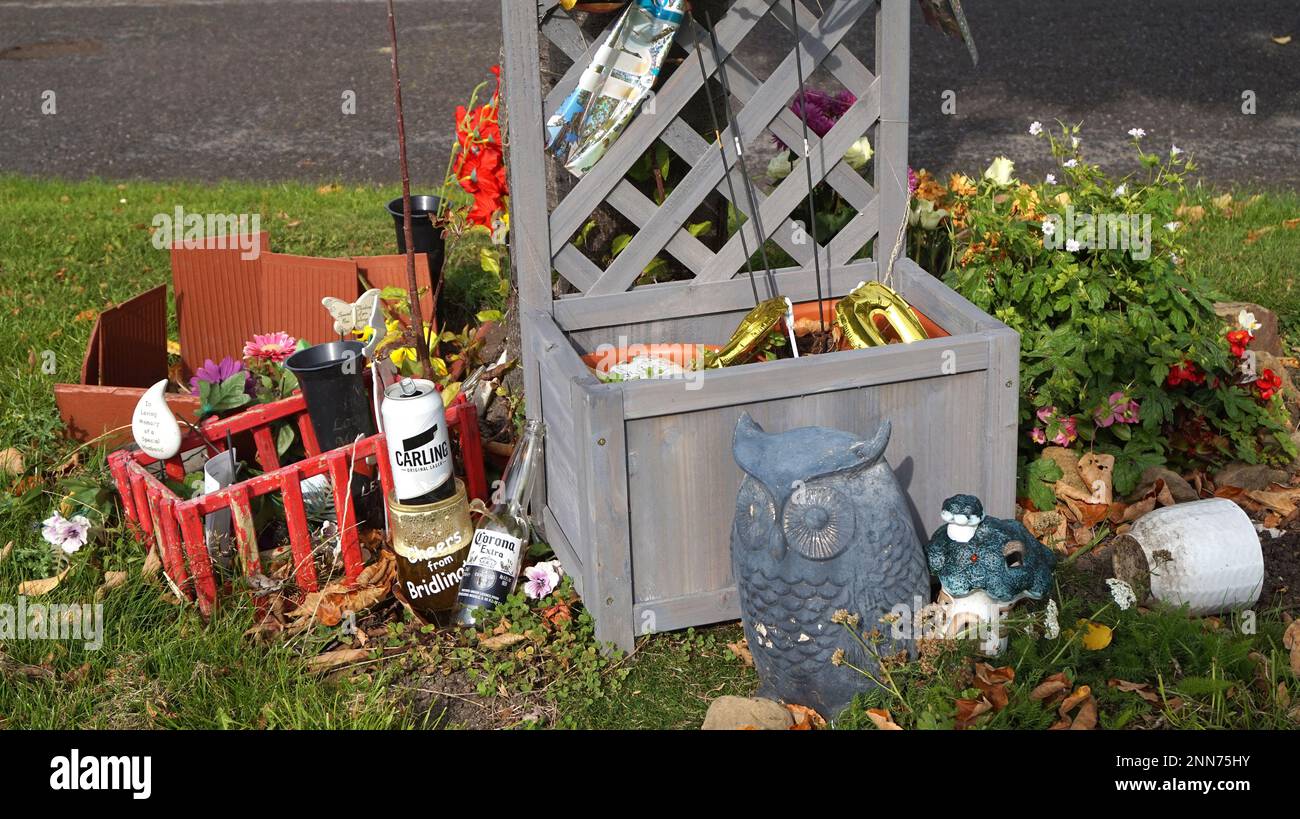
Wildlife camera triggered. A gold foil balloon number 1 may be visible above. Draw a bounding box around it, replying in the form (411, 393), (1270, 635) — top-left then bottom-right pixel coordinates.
(834, 282), (929, 349)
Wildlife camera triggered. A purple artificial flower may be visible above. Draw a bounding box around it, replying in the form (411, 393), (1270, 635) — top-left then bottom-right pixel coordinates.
(774, 88), (857, 149)
(908, 167), (919, 195)
(190, 357), (248, 396)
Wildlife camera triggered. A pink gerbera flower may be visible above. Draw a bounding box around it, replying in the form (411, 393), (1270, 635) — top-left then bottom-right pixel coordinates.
(243, 331), (297, 363)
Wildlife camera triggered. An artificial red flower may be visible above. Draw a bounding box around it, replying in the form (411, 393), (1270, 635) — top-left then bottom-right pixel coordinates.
(453, 65), (508, 227)
(1255, 368), (1283, 401)
(1165, 360), (1204, 387)
(1225, 329), (1252, 358)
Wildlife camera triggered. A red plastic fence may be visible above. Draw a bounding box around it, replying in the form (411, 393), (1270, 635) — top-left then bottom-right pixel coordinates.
(109, 393), (486, 616)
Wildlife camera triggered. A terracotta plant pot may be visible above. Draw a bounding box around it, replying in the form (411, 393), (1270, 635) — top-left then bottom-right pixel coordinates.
(790, 297), (949, 349)
(581, 343), (720, 376)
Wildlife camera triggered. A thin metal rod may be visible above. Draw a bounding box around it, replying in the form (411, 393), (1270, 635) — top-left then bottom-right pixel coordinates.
(693, 27), (760, 307)
(704, 11), (778, 301)
(386, 0), (432, 375)
(789, 0), (826, 332)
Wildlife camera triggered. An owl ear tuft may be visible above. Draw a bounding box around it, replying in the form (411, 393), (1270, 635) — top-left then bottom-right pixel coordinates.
(849, 420), (891, 465)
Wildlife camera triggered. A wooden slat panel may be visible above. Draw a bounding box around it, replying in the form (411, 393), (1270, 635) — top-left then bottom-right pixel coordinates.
(573, 380), (635, 650)
(699, 79), (881, 280)
(327, 452), (363, 581)
(542, 506), (585, 599)
(619, 334), (992, 420)
(555, 259), (877, 331)
(626, 370), (989, 605)
(228, 487), (261, 578)
(591, 0), (873, 294)
(279, 473), (319, 593)
(825, 197), (880, 266)
(895, 257), (992, 335)
(549, 0), (777, 253)
(874, 0), (910, 266)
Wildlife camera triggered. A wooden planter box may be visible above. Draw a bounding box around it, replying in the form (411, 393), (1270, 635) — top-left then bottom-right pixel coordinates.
(506, 0), (1018, 650)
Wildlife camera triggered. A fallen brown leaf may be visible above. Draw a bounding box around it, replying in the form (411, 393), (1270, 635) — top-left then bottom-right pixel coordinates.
(0, 447), (23, 477)
(727, 639), (754, 667)
(307, 648), (369, 673)
(0, 541), (11, 565)
(478, 632), (528, 651)
(973, 662), (1015, 711)
(142, 545), (162, 577)
(62, 662), (91, 686)
(955, 697), (993, 729)
(1175, 203), (1206, 224)
(1284, 217), (1300, 229)
(18, 567), (70, 597)
(865, 708), (902, 730)
(1030, 672), (1071, 704)
(1109, 678), (1160, 704)
(1051, 684), (1098, 730)
(1284, 620), (1300, 651)
(96, 570), (129, 600)
(786, 703), (827, 730)
(1245, 226), (1277, 245)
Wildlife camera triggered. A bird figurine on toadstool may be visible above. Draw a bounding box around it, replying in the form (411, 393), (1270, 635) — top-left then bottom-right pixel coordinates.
(926, 494), (1057, 654)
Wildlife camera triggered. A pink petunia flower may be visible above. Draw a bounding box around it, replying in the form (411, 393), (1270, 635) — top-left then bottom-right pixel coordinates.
(1030, 427), (1046, 444)
(42, 511), (91, 554)
(523, 563), (560, 600)
(243, 331), (297, 363)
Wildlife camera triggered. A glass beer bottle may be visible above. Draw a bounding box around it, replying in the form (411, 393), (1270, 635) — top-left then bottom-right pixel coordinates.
(455, 420), (545, 625)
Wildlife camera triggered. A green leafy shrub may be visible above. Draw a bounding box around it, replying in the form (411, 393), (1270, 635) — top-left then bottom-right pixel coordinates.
(926, 124), (1293, 493)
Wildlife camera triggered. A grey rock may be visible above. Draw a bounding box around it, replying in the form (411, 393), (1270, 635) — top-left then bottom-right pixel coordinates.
(1215, 302), (1282, 357)
(1134, 466), (1199, 503)
(701, 696), (793, 730)
(1214, 462), (1289, 491)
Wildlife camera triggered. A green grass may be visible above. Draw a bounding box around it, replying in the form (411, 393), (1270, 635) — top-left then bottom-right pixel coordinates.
(1182, 187), (1300, 336)
(0, 175), (1294, 729)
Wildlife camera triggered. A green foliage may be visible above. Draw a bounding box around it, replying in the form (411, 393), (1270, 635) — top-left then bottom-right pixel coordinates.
(198, 371), (252, 418)
(937, 125), (1293, 486)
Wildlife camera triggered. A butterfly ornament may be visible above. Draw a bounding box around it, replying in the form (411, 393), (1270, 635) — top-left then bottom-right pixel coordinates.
(321, 288), (382, 337)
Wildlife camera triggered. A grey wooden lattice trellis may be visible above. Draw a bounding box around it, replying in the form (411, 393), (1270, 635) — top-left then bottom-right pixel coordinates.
(501, 0), (1019, 651)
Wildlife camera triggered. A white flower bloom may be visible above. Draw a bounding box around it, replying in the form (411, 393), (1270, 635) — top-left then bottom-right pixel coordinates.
(1113, 183), (1128, 196)
(1066, 239), (1082, 252)
(1044, 174), (1056, 185)
(1106, 578), (1137, 611)
(1164, 221), (1180, 232)
(1041, 218), (1056, 237)
(843, 136), (874, 170)
(1171, 144), (1183, 156)
(766, 150), (793, 182)
(1029, 121), (1043, 136)
(1127, 128), (1147, 139)
(42, 512), (91, 554)
(1043, 599), (1060, 640)
(1071, 136), (1080, 149)
(1238, 309), (1261, 332)
(1063, 159), (1079, 169)
(983, 156), (1015, 186)
(1171, 253), (1181, 264)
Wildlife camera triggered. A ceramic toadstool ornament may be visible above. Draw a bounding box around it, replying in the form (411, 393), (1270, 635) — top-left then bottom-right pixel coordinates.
(926, 494), (1057, 654)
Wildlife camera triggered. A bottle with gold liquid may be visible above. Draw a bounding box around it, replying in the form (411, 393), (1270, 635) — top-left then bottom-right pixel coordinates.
(455, 420), (545, 625)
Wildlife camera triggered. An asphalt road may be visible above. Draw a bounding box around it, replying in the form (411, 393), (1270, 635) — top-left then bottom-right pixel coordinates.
(0, 0), (1297, 186)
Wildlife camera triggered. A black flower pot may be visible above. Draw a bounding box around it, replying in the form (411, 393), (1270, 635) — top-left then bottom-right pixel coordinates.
(386, 194), (445, 280)
(284, 341), (375, 450)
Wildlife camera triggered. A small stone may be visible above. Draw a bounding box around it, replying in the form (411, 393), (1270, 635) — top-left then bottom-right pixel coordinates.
(1214, 462), (1289, 491)
(1134, 466), (1199, 503)
(701, 696), (794, 730)
(1215, 302), (1282, 357)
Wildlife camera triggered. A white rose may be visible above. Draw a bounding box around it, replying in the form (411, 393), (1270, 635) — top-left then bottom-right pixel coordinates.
(766, 150), (793, 181)
(843, 136), (873, 170)
(983, 156), (1015, 186)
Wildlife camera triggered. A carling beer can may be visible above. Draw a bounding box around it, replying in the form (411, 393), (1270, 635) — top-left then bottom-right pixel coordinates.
(381, 377), (455, 504)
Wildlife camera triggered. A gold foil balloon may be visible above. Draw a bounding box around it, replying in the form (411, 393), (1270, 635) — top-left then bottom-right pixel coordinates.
(834, 282), (929, 348)
(706, 298), (789, 368)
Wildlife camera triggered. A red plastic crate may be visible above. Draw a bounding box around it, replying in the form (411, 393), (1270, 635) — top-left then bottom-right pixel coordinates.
(109, 393), (486, 615)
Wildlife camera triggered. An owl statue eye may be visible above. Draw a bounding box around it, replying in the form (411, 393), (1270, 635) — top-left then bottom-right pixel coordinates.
(782, 483), (855, 560)
(735, 477), (776, 547)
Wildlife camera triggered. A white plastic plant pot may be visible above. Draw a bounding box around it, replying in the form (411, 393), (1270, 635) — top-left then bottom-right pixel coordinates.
(935, 589), (1017, 656)
(1111, 498), (1263, 615)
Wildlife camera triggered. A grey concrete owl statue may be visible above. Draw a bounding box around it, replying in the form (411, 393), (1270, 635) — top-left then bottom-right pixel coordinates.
(731, 413), (929, 719)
